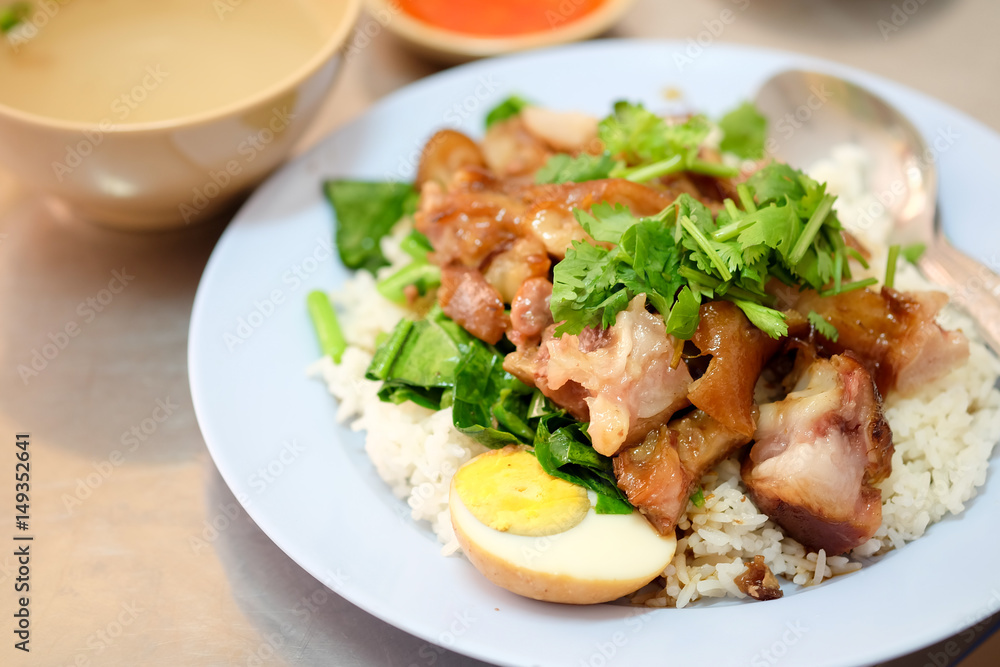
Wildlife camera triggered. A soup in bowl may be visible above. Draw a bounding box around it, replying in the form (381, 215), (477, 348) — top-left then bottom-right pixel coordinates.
(0, 0), (360, 230)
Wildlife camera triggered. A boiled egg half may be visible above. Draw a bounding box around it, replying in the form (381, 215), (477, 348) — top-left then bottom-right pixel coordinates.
(450, 445), (676, 604)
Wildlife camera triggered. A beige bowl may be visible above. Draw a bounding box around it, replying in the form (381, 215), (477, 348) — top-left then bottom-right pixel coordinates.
(0, 0), (360, 231)
(365, 0), (636, 64)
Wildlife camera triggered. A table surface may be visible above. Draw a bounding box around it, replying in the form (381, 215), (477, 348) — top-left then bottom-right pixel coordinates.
(2, 1), (999, 665)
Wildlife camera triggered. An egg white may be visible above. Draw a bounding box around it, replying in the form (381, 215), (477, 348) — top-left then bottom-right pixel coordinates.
(451, 487), (677, 604)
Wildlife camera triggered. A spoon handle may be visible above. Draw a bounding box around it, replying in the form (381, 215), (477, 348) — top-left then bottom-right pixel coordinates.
(918, 239), (1000, 354)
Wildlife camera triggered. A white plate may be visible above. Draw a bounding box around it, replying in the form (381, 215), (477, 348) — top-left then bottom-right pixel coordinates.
(189, 41), (1000, 667)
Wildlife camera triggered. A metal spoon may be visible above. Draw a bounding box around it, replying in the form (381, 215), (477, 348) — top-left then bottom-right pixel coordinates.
(754, 69), (1000, 353)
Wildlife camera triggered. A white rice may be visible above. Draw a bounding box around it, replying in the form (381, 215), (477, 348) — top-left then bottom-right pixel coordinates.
(311, 149), (1000, 604)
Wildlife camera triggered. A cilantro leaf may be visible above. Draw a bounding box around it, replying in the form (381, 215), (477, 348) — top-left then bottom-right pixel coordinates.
(902, 242), (926, 264)
(0, 2), (30, 33)
(718, 101), (767, 160)
(550, 209), (684, 337)
(535, 153), (616, 184)
(547, 111), (855, 343)
(485, 95), (531, 128)
(597, 101), (713, 172)
(808, 310), (839, 342)
(598, 101), (669, 165)
(550, 240), (624, 335)
(574, 202), (639, 244)
(736, 204), (801, 253)
(731, 299), (787, 338)
(747, 163), (805, 205)
(665, 286), (701, 339)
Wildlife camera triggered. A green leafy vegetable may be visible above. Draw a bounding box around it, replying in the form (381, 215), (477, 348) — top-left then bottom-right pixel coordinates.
(400, 230), (433, 259)
(534, 153), (616, 184)
(366, 308), (629, 509)
(306, 290), (347, 363)
(323, 180), (417, 273)
(376, 262), (441, 303)
(718, 101), (768, 160)
(0, 2), (30, 33)
(367, 308), (540, 449)
(533, 415), (633, 514)
(376, 229), (440, 303)
(451, 339), (535, 448)
(365, 309), (471, 410)
(485, 95), (531, 128)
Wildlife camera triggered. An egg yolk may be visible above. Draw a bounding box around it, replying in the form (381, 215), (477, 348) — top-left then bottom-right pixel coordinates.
(453, 447), (590, 537)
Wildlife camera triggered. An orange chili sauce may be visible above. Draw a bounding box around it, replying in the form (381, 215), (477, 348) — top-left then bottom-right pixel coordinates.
(396, 0), (607, 37)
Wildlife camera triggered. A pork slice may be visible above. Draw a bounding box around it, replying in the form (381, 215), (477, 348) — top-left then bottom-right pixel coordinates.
(614, 426), (688, 535)
(544, 295), (692, 456)
(614, 409), (750, 535)
(742, 354), (893, 554)
(688, 301), (783, 437)
(438, 265), (508, 345)
(508, 278), (554, 350)
(502, 327), (590, 421)
(774, 284), (969, 396)
(882, 288), (969, 394)
(482, 237), (550, 304)
(520, 179), (673, 258)
(481, 116), (552, 177)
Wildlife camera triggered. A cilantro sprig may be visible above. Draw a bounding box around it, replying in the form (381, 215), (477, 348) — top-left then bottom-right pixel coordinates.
(535, 100), (766, 187)
(0, 2), (30, 33)
(550, 164), (862, 340)
(598, 101), (739, 179)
